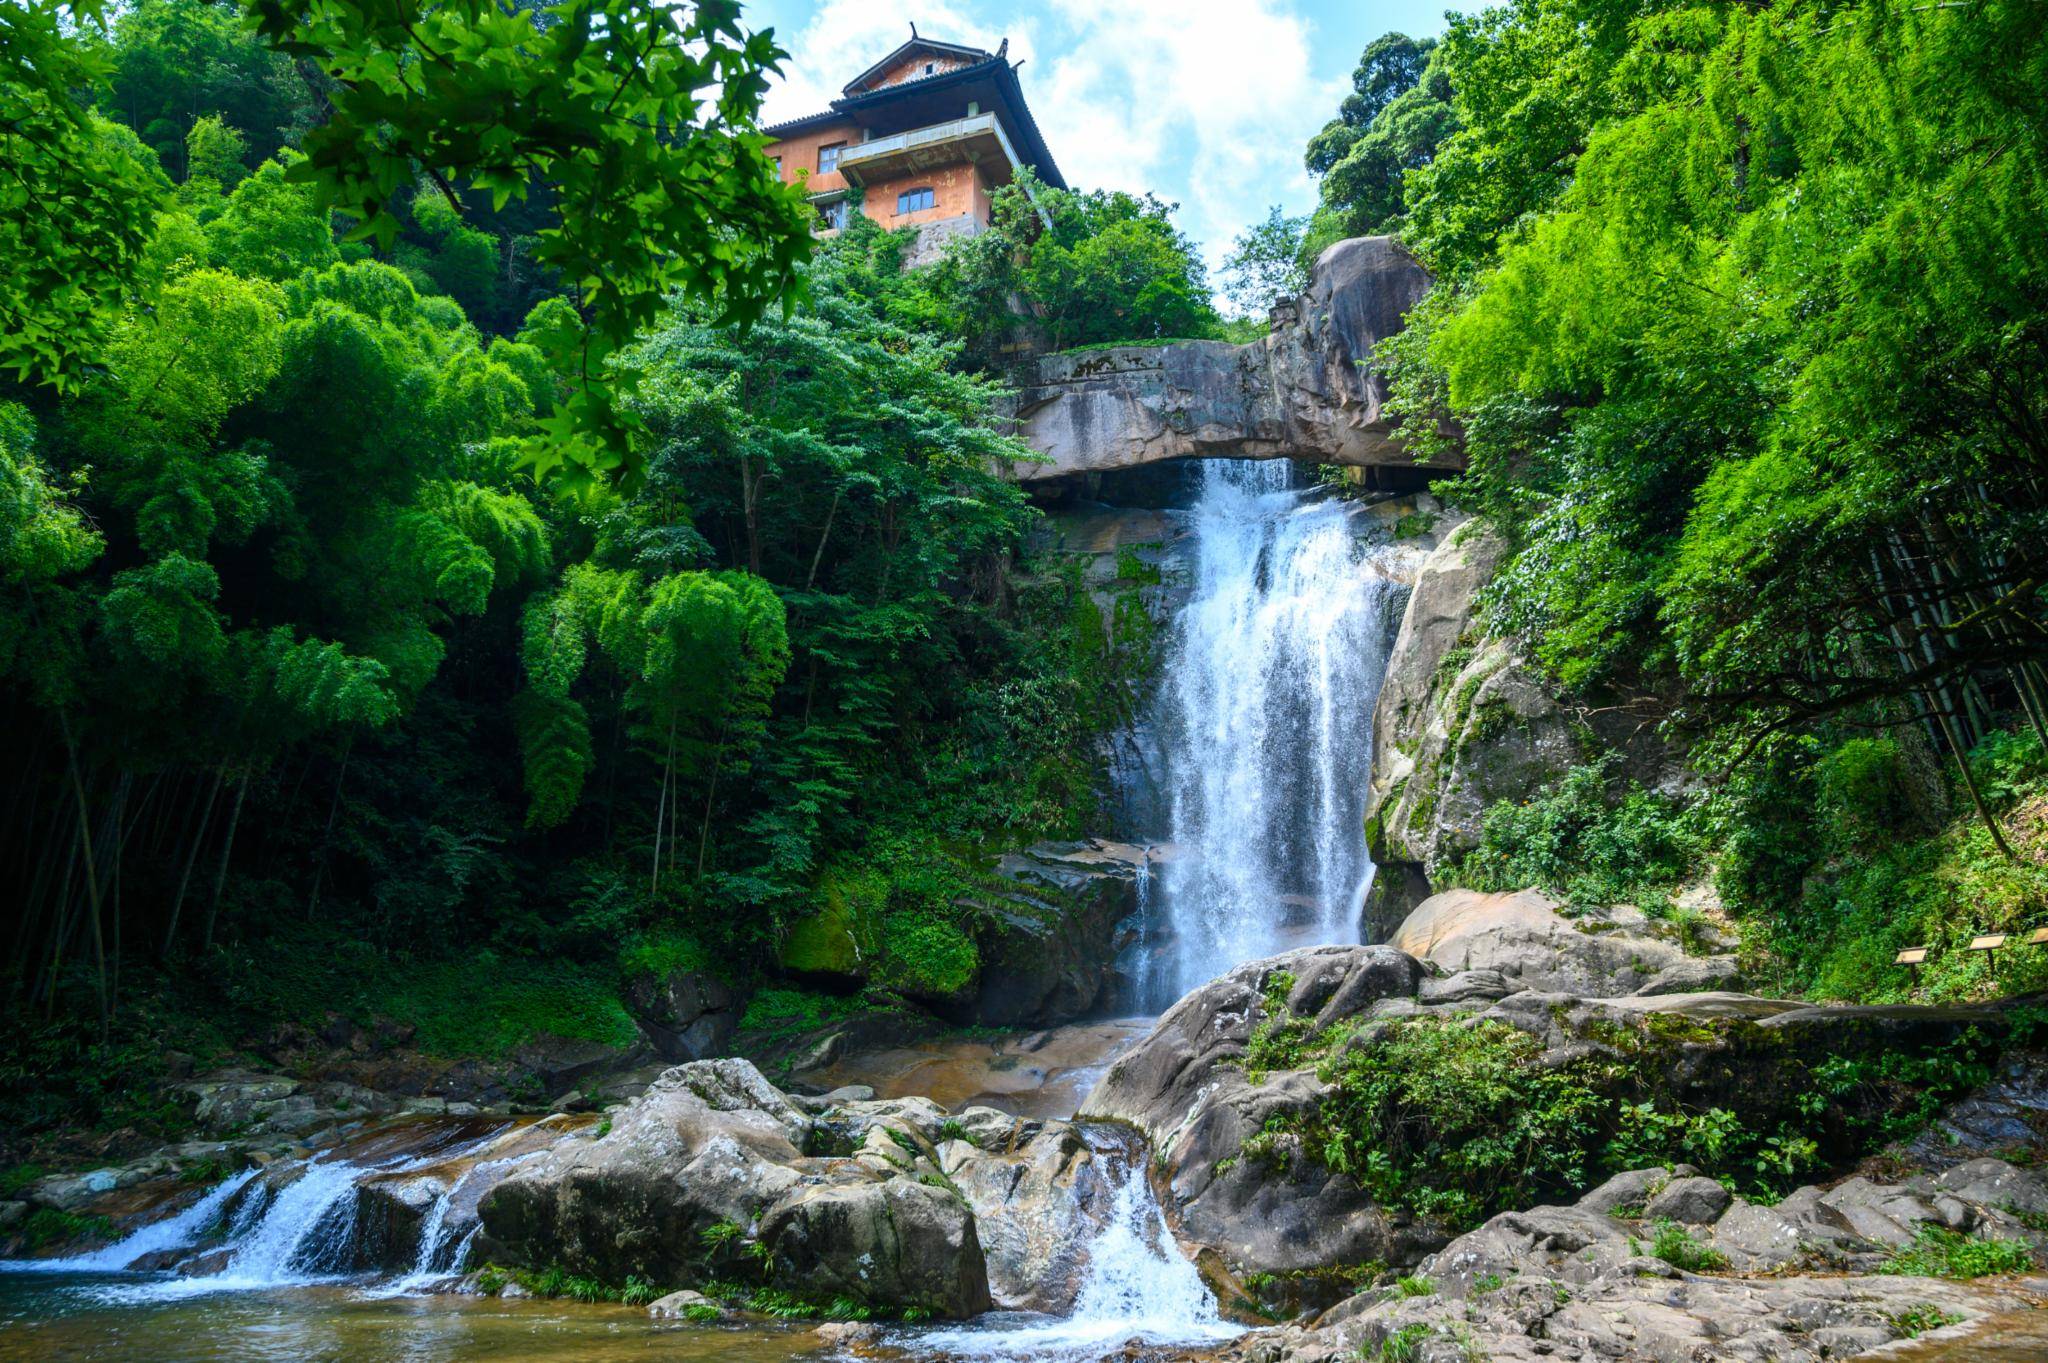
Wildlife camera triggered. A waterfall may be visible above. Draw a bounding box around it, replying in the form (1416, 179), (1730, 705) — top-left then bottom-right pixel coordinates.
(1138, 461), (1410, 1006)
(11, 1124), (515, 1305)
(908, 1124), (1239, 1360)
(0, 1168), (258, 1276)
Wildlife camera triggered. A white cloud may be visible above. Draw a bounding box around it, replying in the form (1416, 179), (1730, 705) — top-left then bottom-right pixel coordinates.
(759, 1), (1036, 126)
(758, 0), (1341, 290)
(1033, 0), (1340, 278)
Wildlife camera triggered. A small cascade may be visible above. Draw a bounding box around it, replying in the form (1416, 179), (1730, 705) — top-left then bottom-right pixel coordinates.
(0, 1168), (259, 1275)
(1136, 460), (1411, 1006)
(7, 1120), (523, 1305)
(366, 1163), (488, 1297)
(910, 1124), (1239, 1360)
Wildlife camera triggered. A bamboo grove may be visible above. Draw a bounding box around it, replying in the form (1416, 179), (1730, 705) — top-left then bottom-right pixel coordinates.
(1309, 0), (2048, 844)
(0, 0), (1170, 1077)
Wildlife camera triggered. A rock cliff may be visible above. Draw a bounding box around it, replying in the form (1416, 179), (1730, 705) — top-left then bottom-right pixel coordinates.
(1003, 237), (1458, 484)
(1361, 519), (1689, 937)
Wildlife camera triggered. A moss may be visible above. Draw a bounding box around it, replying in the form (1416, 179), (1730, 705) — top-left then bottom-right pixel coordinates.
(1114, 545), (1162, 585)
(778, 896), (865, 981)
(873, 910), (978, 1001)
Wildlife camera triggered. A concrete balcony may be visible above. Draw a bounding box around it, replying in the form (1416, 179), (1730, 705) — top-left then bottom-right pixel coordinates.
(836, 111), (1024, 185)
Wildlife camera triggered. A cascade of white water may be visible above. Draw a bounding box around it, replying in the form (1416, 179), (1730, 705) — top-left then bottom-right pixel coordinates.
(1142, 461), (1409, 1004)
(908, 1125), (1238, 1360)
(0, 1168), (259, 1275)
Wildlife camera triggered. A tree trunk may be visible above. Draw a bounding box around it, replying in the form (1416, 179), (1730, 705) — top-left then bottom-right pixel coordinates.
(163, 770), (222, 956)
(57, 713), (109, 1039)
(201, 771), (252, 952)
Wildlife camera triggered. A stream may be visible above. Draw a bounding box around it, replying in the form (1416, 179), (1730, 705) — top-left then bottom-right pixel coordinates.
(0, 461), (1413, 1361)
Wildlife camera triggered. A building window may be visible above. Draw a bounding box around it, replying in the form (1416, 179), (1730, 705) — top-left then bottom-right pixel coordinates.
(820, 200), (849, 230)
(818, 143), (844, 174)
(896, 186), (935, 215)
(923, 62), (934, 74)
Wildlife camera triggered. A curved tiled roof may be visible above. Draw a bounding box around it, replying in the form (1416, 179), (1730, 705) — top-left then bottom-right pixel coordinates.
(761, 54), (1065, 190)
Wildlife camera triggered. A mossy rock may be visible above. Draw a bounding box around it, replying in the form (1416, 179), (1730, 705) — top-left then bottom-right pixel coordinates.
(780, 899), (866, 986)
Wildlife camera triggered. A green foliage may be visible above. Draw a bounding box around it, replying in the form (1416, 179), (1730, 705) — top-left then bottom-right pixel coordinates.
(1888, 1305), (1967, 1339)
(0, 0), (168, 392)
(907, 170), (1224, 363)
(1454, 760), (1704, 910)
(244, 0), (812, 492)
(1878, 1226), (2036, 1280)
(1374, 1323), (1433, 1363)
(1313, 1015), (1607, 1227)
(1305, 33), (1454, 248)
(1648, 1219), (1728, 1273)
(1725, 731), (2048, 1004)
(1219, 207), (1309, 317)
(21, 1208), (114, 1250)
(1363, 0), (2048, 774)
(1394, 1274), (1434, 1298)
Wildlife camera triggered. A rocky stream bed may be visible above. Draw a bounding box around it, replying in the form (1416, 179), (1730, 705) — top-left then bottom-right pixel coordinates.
(7, 889), (2048, 1363)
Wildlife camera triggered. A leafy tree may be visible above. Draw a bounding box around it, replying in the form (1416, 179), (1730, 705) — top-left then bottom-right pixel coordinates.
(1304, 34), (1456, 255)
(1304, 33), (1438, 177)
(246, 0), (815, 491)
(1220, 206), (1309, 317)
(0, 1), (167, 392)
(1370, 0), (2048, 854)
(184, 116), (251, 189)
(104, 0), (309, 173)
(917, 170), (1223, 361)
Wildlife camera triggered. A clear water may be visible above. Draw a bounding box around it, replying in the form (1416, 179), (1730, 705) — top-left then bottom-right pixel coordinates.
(0, 1277), (823, 1363)
(1139, 461), (1410, 1004)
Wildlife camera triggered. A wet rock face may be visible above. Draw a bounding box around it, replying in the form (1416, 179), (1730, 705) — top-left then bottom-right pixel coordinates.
(623, 967), (741, 1063)
(1078, 936), (2039, 1294)
(1003, 237), (1454, 485)
(1081, 947), (1432, 1278)
(959, 839), (1152, 1027)
(1358, 520), (1690, 937)
(476, 1058), (1160, 1319)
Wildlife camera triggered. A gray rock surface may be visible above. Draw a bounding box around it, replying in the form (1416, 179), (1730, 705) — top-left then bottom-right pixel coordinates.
(624, 967), (741, 1063)
(1003, 237), (1453, 484)
(1080, 946), (1437, 1276)
(1358, 518), (1692, 935)
(1221, 1168), (2048, 1363)
(1387, 887), (1739, 998)
(478, 1059), (1000, 1316)
(1641, 1174), (1731, 1224)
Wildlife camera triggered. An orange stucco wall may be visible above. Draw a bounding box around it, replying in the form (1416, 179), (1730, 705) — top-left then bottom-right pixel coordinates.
(763, 120), (860, 194)
(862, 162), (992, 229)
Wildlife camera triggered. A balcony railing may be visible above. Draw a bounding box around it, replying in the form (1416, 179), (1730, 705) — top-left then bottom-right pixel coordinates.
(836, 112), (1025, 180)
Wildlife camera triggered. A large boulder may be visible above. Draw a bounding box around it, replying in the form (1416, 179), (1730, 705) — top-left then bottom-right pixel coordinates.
(476, 1059), (1008, 1318)
(624, 967), (742, 1063)
(938, 1117), (1116, 1311)
(1080, 938), (2041, 1294)
(1387, 888), (1740, 997)
(1002, 237), (1455, 485)
(1082, 947), (1435, 1278)
(477, 1061), (812, 1286)
(757, 1176), (991, 1319)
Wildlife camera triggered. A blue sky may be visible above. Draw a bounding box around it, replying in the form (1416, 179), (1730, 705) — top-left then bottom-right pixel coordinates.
(746, 0), (1456, 283)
